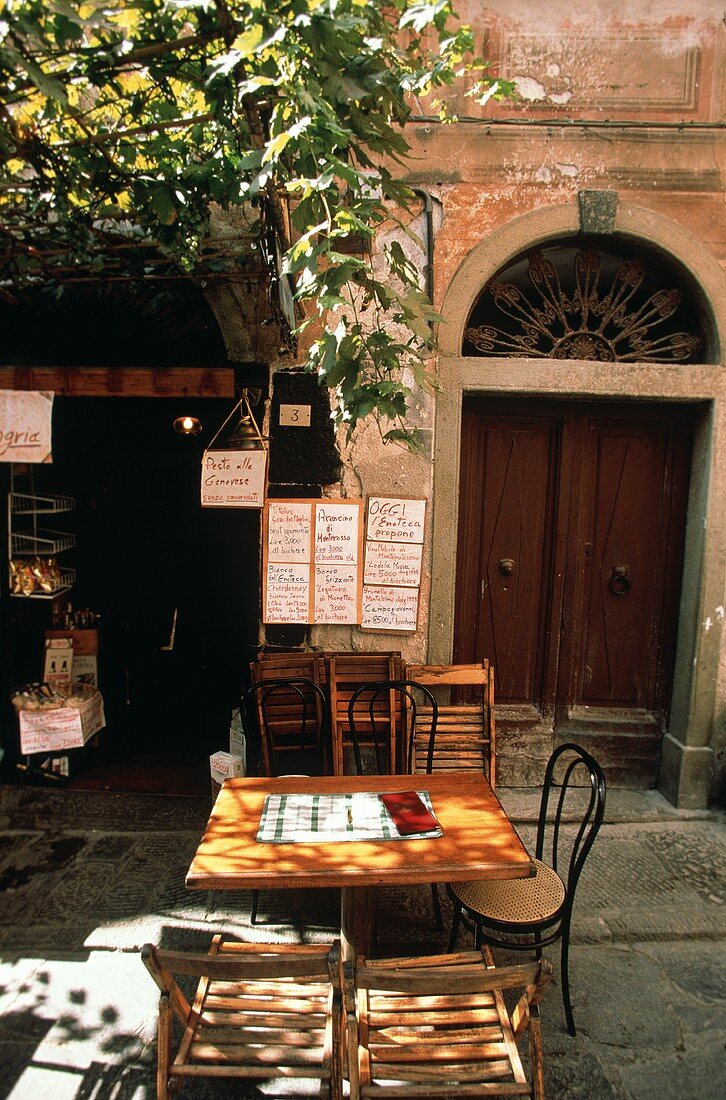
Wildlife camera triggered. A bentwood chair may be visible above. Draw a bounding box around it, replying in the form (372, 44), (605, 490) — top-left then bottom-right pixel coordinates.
(241, 677), (328, 924)
(345, 946), (553, 1100)
(242, 677), (328, 777)
(346, 680), (438, 777)
(447, 742), (607, 1035)
(142, 936), (343, 1100)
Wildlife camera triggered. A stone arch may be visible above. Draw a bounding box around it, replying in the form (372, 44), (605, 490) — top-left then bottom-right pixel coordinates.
(437, 200), (724, 362)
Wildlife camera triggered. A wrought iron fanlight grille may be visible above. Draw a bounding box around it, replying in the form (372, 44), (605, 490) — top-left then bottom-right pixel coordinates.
(464, 245), (703, 362)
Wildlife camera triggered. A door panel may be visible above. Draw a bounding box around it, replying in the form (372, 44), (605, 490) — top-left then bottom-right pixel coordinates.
(559, 410), (691, 727)
(455, 406), (560, 712)
(579, 422), (668, 707)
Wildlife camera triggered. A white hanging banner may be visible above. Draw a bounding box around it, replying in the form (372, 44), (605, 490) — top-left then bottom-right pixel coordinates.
(201, 449), (268, 508)
(0, 390), (54, 463)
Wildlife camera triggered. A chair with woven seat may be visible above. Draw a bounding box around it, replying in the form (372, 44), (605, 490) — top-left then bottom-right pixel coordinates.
(447, 742), (606, 1035)
(142, 936), (343, 1100)
(345, 946), (553, 1100)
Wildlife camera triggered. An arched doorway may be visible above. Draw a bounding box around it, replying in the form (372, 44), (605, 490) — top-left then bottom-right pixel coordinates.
(454, 241), (704, 786)
(429, 201), (726, 799)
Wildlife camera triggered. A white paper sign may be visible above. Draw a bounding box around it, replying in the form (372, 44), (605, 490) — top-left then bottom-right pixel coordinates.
(0, 390), (53, 463)
(265, 561), (310, 623)
(314, 564), (359, 624)
(314, 502), (360, 563)
(19, 692), (105, 754)
(366, 497), (426, 543)
(361, 585), (419, 632)
(364, 541), (423, 587)
(267, 501), (312, 562)
(201, 449), (267, 508)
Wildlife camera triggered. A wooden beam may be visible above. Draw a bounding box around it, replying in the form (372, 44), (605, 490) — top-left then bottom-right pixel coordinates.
(0, 368), (236, 397)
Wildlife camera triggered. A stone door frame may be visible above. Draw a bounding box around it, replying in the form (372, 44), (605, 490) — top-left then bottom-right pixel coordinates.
(430, 199), (726, 808)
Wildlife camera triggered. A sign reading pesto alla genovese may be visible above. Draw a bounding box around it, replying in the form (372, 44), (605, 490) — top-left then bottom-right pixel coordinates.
(200, 449), (268, 508)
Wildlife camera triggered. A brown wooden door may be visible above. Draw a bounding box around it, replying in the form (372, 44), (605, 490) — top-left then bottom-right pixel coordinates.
(454, 398), (692, 785)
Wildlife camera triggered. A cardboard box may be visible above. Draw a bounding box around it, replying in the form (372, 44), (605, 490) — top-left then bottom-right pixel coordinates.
(19, 690), (106, 755)
(210, 750), (245, 800)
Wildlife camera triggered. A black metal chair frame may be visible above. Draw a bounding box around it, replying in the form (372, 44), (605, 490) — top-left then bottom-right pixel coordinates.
(240, 677), (328, 926)
(346, 679), (439, 777)
(447, 741), (606, 1035)
(241, 677), (328, 778)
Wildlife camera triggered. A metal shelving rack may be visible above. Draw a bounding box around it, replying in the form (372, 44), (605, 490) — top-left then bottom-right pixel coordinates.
(8, 471), (76, 598)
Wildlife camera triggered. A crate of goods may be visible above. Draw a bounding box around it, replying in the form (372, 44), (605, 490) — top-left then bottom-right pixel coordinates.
(13, 682), (105, 756)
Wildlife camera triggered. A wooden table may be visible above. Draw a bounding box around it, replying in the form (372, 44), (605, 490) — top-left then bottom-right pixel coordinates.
(186, 773), (533, 958)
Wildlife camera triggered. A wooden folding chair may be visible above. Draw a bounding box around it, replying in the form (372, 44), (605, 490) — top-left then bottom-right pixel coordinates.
(328, 653), (403, 774)
(142, 937), (343, 1100)
(250, 655), (328, 774)
(405, 661), (496, 786)
(345, 946), (552, 1100)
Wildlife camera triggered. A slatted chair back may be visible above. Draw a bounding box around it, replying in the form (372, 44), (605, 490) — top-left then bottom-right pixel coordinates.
(405, 661), (496, 785)
(255, 650), (326, 681)
(328, 654), (403, 774)
(142, 937), (343, 1100)
(243, 676), (327, 777)
(344, 946), (553, 1100)
(347, 680), (438, 776)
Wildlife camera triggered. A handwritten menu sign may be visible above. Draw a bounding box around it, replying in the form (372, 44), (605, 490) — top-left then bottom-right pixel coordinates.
(366, 497), (426, 543)
(314, 564), (359, 624)
(267, 501), (312, 562)
(362, 497), (427, 632)
(201, 449), (267, 508)
(361, 585), (419, 632)
(263, 499), (363, 624)
(314, 502), (359, 564)
(364, 541), (423, 587)
(265, 562), (311, 624)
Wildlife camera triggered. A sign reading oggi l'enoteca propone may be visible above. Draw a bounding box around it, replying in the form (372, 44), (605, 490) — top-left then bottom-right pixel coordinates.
(0, 390), (54, 463)
(201, 448), (267, 508)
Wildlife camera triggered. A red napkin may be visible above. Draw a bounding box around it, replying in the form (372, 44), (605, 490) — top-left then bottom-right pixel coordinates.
(379, 791), (441, 835)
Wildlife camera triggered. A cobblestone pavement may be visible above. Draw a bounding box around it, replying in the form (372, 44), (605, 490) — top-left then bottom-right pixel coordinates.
(0, 784), (724, 1099)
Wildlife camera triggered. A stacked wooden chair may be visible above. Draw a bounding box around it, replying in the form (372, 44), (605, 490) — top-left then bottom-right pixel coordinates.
(405, 661), (496, 784)
(328, 653), (404, 774)
(249, 652), (327, 775)
(344, 946), (553, 1100)
(142, 936), (343, 1100)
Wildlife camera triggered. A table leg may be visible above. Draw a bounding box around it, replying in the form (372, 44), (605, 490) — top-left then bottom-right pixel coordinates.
(341, 886), (376, 961)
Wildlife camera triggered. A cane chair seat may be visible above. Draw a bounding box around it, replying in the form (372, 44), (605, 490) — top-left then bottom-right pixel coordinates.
(451, 859), (566, 926)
